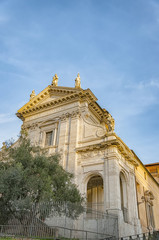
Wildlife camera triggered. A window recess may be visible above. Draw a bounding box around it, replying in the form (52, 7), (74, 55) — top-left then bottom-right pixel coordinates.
(45, 131), (54, 146)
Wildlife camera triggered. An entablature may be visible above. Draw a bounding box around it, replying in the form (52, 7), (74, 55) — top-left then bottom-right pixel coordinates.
(76, 135), (139, 167)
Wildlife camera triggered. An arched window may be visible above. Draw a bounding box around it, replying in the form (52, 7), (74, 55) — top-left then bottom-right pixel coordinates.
(87, 175), (104, 212)
(120, 172), (128, 222)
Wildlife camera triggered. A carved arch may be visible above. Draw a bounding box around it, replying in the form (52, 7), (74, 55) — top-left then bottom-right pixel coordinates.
(86, 173), (104, 212)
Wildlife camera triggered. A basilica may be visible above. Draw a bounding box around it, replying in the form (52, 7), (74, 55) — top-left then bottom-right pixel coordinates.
(14, 74), (159, 237)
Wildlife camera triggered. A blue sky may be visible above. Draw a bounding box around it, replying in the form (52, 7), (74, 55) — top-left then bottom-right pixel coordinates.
(0, 0), (159, 164)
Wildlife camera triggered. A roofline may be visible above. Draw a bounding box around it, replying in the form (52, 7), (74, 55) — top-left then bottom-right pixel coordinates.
(145, 162), (159, 167)
(131, 150), (159, 187)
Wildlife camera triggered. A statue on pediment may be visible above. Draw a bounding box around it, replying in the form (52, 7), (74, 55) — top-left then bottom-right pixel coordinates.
(52, 74), (58, 86)
(75, 73), (81, 89)
(30, 89), (36, 101)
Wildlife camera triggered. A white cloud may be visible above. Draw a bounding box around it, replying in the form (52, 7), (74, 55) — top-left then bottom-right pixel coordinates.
(149, 79), (159, 88)
(0, 113), (16, 124)
(125, 79), (159, 90)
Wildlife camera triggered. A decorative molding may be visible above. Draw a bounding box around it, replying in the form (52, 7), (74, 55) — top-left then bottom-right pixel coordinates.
(82, 113), (106, 138)
(78, 136), (103, 144)
(17, 87), (115, 133)
(96, 128), (106, 137)
(79, 149), (104, 159)
(80, 160), (104, 167)
(76, 137), (139, 167)
(21, 122), (39, 130)
(21, 110), (81, 131)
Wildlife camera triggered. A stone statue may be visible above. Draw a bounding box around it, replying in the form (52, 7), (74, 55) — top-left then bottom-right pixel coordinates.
(75, 73), (81, 89)
(30, 89), (36, 101)
(52, 74), (58, 86)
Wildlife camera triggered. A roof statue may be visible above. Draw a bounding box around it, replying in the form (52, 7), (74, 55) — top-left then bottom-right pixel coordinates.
(52, 74), (58, 87)
(30, 89), (36, 101)
(75, 73), (81, 89)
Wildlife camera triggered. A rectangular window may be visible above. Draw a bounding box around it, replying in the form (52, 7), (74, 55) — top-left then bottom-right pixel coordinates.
(45, 131), (54, 146)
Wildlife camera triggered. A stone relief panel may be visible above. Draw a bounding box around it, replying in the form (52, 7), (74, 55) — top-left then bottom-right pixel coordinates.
(83, 164), (104, 173)
(79, 149), (104, 159)
(82, 113), (107, 141)
(77, 149), (105, 168)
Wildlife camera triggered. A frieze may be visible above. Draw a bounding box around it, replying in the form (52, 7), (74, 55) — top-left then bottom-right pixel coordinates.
(21, 122), (39, 130)
(76, 137), (139, 167)
(21, 110), (81, 130)
(79, 149), (105, 159)
(60, 110), (81, 121)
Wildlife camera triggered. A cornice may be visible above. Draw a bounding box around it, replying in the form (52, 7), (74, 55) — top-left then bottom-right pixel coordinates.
(18, 86), (50, 113)
(132, 150), (159, 187)
(49, 86), (82, 95)
(18, 93), (80, 118)
(76, 137), (139, 167)
(17, 86), (82, 117)
(16, 88), (111, 125)
(16, 84), (115, 133)
(17, 87), (96, 116)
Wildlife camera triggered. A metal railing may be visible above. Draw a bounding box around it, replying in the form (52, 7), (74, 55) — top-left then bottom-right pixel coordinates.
(0, 202), (118, 239)
(119, 230), (159, 240)
(0, 224), (116, 240)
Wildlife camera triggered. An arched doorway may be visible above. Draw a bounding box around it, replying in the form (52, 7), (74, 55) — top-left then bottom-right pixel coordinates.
(87, 175), (104, 212)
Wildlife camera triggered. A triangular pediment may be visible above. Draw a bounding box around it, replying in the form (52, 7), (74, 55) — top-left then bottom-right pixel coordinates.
(17, 85), (83, 116)
(16, 84), (114, 133)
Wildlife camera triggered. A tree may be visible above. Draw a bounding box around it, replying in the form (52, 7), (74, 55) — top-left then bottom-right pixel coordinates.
(0, 136), (84, 225)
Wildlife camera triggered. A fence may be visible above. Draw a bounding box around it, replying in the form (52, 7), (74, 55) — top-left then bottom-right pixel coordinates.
(0, 202), (118, 240)
(119, 231), (159, 240)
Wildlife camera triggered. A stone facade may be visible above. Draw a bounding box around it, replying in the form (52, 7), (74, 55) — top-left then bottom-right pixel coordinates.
(134, 157), (159, 233)
(14, 74), (159, 237)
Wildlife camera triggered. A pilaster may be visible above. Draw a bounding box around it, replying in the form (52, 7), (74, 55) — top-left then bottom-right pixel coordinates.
(104, 149), (121, 215)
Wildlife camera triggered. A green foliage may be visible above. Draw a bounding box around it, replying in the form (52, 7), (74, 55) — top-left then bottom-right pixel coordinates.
(0, 136), (84, 225)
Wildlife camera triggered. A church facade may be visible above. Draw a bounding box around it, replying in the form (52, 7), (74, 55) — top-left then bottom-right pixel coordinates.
(16, 74), (159, 237)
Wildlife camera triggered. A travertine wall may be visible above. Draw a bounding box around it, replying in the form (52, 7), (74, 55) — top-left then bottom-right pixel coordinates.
(15, 83), (159, 237)
(135, 161), (159, 232)
(1, 80), (158, 237)
(21, 99), (142, 237)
